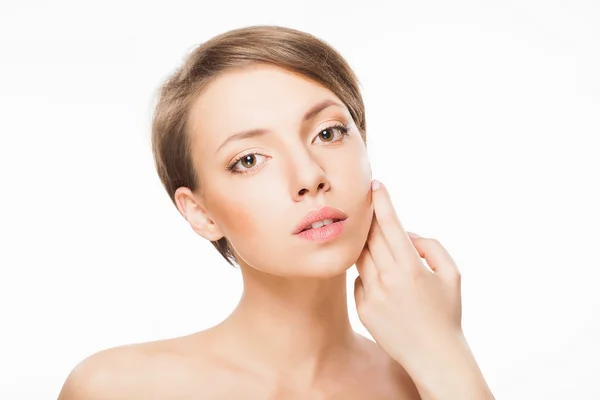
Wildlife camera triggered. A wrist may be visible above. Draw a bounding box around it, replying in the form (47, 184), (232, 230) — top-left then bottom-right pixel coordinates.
(400, 331), (494, 400)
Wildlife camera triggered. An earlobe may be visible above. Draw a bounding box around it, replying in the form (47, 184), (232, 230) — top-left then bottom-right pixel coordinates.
(192, 224), (225, 242)
(174, 187), (225, 241)
(188, 214), (225, 242)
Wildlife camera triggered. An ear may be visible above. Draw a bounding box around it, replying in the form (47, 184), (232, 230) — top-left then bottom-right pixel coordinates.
(174, 187), (225, 242)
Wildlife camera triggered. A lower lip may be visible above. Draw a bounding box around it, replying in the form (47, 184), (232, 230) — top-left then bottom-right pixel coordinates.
(295, 219), (347, 243)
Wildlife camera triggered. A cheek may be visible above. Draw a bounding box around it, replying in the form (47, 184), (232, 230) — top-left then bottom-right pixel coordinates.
(343, 145), (374, 244)
(217, 199), (260, 237)
(355, 142), (372, 182)
(334, 138), (371, 182)
(213, 197), (277, 257)
(338, 142), (372, 200)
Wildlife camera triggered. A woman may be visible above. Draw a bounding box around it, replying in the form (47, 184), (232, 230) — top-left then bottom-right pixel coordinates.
(58, 25), (494, 399)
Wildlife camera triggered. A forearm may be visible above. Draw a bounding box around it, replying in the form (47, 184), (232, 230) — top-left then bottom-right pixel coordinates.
(401, 331), (495, 400)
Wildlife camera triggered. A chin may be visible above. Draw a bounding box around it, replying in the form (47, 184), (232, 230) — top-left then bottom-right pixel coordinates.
(296, 261), (353, 279)
(284, 244), (360, 279)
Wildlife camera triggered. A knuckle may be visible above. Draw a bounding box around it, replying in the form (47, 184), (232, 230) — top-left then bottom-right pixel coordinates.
(428, 237), (441, 246)
(378, 209), (393, 222)
(402, 265), (423, 283)
(379, 271), (401, 291)
(369, 287), (388, 306)
(449, 268), (461, 282)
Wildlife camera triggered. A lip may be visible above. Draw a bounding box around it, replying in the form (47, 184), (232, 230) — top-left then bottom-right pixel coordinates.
(294, 219), (347, 243)
(292, 206), (348, 235)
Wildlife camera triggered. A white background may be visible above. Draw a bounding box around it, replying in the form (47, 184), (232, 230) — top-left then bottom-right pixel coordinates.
(1, 0), (599, 398)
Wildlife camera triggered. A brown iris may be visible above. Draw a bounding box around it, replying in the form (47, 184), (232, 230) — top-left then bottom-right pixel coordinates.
(240, 155), (256, 168)
(319, 129), (333, 142)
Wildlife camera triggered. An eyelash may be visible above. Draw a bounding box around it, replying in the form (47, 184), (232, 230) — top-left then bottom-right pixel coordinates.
(226, 122), (351, 175)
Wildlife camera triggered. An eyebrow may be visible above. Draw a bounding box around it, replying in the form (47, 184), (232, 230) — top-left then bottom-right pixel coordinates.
(216, 99), (345, 153)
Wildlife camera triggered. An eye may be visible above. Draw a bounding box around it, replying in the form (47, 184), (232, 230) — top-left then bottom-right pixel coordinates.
(226, 153), (268, 175)
(313, 123), (351, 144)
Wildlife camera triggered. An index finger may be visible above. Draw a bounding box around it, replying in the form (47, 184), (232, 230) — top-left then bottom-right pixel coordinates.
(371, 180), (421, 264)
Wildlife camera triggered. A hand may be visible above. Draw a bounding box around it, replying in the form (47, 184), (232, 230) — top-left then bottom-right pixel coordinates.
(354, 179), (463, 370)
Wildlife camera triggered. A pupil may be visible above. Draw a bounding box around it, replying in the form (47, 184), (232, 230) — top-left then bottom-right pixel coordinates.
(321, 129), (332, 141)
(242, 155), (255, 167)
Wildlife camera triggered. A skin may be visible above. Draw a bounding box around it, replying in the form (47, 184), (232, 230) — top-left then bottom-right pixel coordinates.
(58, 64), (493, 399)
(356, 182), (495, 399)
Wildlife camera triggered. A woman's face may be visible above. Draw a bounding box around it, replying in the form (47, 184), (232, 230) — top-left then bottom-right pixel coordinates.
(181, 64), (374, 278)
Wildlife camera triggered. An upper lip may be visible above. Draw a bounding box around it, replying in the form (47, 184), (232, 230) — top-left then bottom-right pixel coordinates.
(292, 206), (348, 234)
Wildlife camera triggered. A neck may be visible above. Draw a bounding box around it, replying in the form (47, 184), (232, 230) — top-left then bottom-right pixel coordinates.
(212, 265), (359, 384)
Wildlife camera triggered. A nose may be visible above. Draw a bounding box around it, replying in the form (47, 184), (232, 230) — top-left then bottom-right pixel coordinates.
(291, 151), (331, 201)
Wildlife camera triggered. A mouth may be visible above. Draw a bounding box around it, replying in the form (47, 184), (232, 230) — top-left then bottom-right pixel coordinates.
(292, 206), (349, 235)
(294, 218), (348, 243)
(299, 218), (344, 232)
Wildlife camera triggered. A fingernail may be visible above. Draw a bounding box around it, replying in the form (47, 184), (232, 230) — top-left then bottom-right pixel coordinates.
(407, 232), (421, 238)
(371, 180), (381, 191)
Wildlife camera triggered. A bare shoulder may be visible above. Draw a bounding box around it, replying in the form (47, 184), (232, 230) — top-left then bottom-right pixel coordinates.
(57, 343), (146, 400)
(57, 334), (218, 400)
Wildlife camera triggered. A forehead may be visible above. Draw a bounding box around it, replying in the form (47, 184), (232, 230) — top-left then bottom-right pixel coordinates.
(187, 64), (343, 151)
